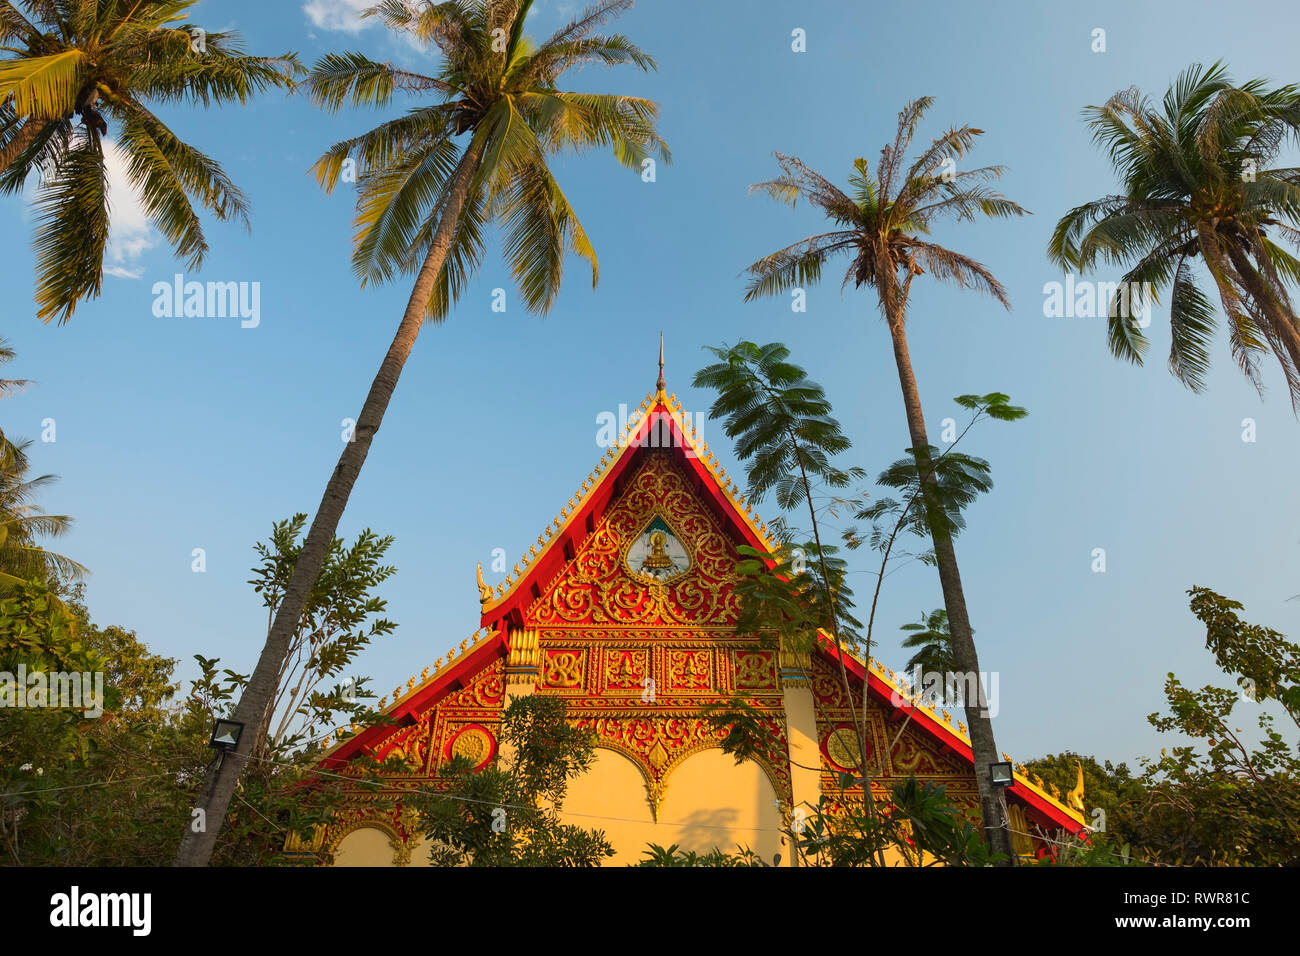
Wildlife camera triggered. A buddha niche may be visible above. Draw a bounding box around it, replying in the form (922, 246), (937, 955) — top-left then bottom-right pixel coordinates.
(641, 531), (674, 571)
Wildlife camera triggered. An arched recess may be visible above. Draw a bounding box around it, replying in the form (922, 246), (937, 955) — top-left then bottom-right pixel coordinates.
(557, 747), (658, 866)
(332, 824), (401, 867)
(656, 748), (784, 863)
(557, 746), (785, 866)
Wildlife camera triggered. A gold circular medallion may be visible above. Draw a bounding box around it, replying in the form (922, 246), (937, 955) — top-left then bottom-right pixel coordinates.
(826, 728), (863, 769)
(451, 727), (492, 765)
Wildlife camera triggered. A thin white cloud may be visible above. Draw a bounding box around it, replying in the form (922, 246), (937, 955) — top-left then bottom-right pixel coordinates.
(102, 139), (156, 281)
(303, 0), (374, 33)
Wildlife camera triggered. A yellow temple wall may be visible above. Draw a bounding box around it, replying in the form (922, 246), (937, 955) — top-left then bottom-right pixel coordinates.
(325, 745), (786, 866)
(558, 747), (784, 865)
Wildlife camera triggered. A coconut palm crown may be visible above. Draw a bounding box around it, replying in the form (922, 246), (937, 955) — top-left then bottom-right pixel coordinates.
(0, 0), (300, 322)
(307, 0), (670, 319)
(1049, 62), (1300, 409)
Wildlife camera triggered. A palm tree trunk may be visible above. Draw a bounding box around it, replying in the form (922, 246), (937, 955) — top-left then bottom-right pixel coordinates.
(883, 312), (1015, 865)
(0, 118), (51, 176)
(174, 137), (484, 867)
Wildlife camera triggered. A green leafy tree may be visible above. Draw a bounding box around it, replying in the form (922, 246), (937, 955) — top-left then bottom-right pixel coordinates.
(1187, 586), (1300, 727)
(0, 0), (299, 321)
(1049, 62), (1300, 408)
(1123, 587), (1300, 865)
(0, 512), (403, 866)
(180, 0), (670, 867)
(694, 340), (883, 858)
(743, 101), (1028, 860)
(245, 514), (397, 763)
(414, 694), (613, 866)
(0, 577), (97, 672)
(1021, 751), (1145, 840)
(844, 392), (1024, 681)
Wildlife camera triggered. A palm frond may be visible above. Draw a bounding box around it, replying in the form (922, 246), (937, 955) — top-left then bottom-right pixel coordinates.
(0, 47), (84, 116)
(31, 134), (107, 323)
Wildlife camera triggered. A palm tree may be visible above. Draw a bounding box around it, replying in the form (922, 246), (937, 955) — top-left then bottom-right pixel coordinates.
(175, 0), (668, 866)
(0, 336), (28, 401)
(742, 98), (1027, 861)
(0, 437), (86, 589)
(1049, 62), (1300, 409)
(0, 338), (85, 589)
(0, 0), (299, 322)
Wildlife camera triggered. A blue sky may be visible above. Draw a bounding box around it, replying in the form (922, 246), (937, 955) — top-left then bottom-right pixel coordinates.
(3, 0), (1299, 769)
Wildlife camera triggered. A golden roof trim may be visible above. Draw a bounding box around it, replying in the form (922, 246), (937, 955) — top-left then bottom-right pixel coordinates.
(831, 637), (1086, 827)
(317, 626), (502, 758)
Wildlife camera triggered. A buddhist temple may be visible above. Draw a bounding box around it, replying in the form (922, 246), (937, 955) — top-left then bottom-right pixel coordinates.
(292, 349), (1086, 866)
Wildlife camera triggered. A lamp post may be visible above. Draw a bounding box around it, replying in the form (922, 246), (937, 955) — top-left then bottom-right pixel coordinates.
(989, 761), (1015, 865)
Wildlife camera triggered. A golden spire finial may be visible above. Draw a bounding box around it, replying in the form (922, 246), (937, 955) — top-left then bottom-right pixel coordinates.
(656, 331), (665, 394)
(476, 563), (492, 605)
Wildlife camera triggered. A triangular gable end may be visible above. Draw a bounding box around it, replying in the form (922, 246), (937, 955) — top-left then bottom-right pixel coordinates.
(311, 372), (1085, 840)
(474, 385), (774, 634)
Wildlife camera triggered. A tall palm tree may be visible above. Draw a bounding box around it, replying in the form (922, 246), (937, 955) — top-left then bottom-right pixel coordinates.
(742, 98), (1027, 861)
(175, 0), (668, 866)
(1049, 62), (1300, 408)
(0, 0), (300, 322)
(0, 338), (85, 589)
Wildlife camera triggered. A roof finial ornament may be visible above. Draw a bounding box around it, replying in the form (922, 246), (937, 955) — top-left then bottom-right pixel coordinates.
(656, 331), (665, 395)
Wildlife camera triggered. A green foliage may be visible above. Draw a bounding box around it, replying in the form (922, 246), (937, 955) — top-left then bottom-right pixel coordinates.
(1188, 586), (1300, 726)
(699, 697), (1000, 866)
(843, 393), (1024, 555)
(0, 519), (398, 866)
(0, 0), (300, 322)
(306, 0), (669, 320)
(414, 695), (613, 866)
(0, 341), (84, 590)
(899, 608), (958, 675)
(1027, 831), (1142, 867)
(731, 541), (861, 654)
(693, 339), (866, 666)
(694, 341), (864, 509)
(636, 844), (773, 867)
(1114, 587), (1300, 865)
(1048, 61), (1300, 408)
(0, 578), (98, 673)
(789, 779), (1001, 868)
(243, 514), (397, 758)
